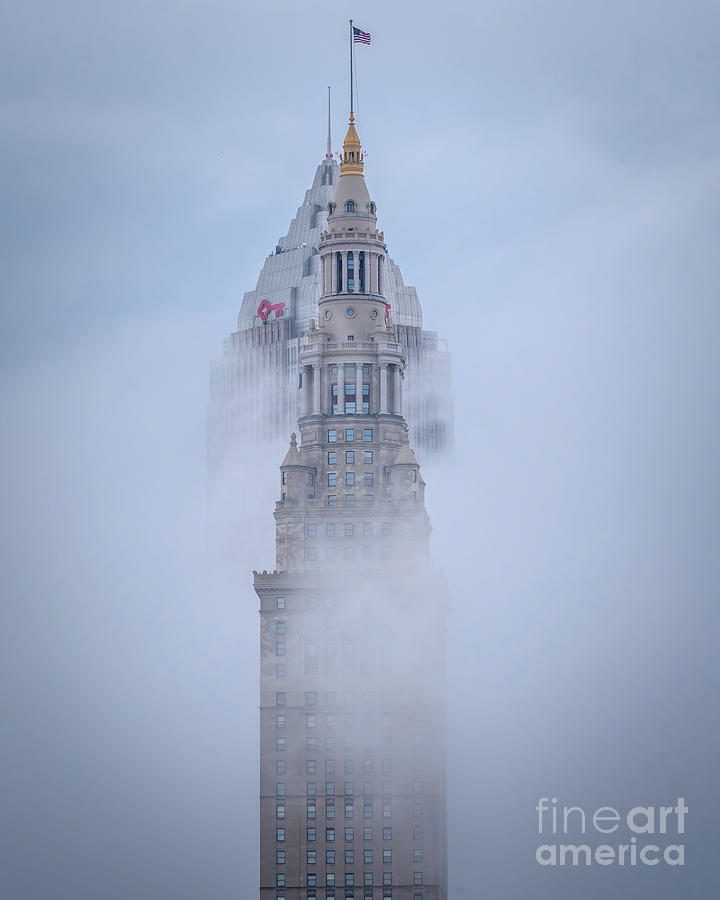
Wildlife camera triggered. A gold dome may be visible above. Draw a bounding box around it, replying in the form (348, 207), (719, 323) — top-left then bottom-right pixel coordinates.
(340, 113), (364, 175)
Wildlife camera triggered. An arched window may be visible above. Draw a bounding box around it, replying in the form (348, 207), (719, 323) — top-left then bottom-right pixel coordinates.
(369, 202), (376, 214)
(328, 202), (333, 215)
(346, 200), (355, 212)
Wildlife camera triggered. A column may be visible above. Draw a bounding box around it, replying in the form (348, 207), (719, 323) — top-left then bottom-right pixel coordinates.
(393, 366), (401, 415)
(355, 364), (362, 414)
(323, 254), (331, 295)
(379, 363), (388, 414)
(371, 252), (378, 294)
(312, 363), (321, 415)
(331, 252), (338, 294)
(337, 363), (345, 415)
(397, 368), (404, 416)
(341, 251), (348, 293)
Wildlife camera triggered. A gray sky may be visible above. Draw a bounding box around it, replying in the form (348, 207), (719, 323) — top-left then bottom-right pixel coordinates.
(2, 1), (719, 898)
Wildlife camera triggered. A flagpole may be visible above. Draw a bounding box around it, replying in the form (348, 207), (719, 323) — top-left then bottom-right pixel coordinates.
(349, 18), (354, 117)
(327, 86), (331, 157)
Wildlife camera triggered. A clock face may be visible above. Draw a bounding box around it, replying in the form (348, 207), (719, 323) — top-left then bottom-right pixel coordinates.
(346, 307), (356, 318)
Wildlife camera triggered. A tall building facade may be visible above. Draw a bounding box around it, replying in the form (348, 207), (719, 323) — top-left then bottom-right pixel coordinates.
(208, 131), (453, 475)
(254, 115), (448, 900)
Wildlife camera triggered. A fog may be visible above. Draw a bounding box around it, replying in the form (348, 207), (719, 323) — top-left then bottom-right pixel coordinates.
(2, 1), (719, 898)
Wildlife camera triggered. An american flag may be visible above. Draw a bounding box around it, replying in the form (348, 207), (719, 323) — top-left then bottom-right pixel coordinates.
(353, 26), (371, 44)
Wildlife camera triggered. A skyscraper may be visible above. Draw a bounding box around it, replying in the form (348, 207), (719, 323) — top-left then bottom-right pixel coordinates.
(207, 117), (453, 478)
(254, 113), (448, 900)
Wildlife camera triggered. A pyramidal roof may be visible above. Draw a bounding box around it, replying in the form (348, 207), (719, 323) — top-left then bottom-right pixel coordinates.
(392, 444), (420, 466)
(281, 433), (302, 467)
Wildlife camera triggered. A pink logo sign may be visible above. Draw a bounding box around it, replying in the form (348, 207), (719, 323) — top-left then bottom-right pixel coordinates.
(257, 299), (285, 321)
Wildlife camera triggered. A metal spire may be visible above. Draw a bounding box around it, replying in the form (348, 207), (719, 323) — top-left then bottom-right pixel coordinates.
(327, 86), (332, 157)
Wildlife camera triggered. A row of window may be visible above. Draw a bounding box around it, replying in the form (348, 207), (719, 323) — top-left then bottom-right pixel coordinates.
(273, 781), (423, 796)
(275, 758), (395, 774)
(332, 384), (370, 396)
(327, 472), (374, 487)
(274, 734), (426, 755)
(327, 451), (373, 465)
(328, 429), (373, 443)
(276, 849), (423, 865)
(274, 873), (425, 887)
(275, 893), (423, 900)
(275, 826), (424, 842)
(306, 546), (392, 562)
(276, 690), (394, 706)
(276, 802), (424, 821)
(308, 523), (391, 537)
(276, 714), (399, 730)
(275, 893), (424, 900)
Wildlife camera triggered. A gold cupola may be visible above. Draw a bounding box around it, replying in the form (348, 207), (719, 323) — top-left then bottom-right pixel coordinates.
(340, 113), (364, 175)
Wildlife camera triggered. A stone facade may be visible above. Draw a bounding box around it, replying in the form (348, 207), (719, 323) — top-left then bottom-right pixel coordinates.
(254, 116), (448, 900)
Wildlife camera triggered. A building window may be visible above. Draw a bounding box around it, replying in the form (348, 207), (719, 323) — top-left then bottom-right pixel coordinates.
(328, 495), (337, 506)
(363, 450), (373, 464)
(382, 759), (392, 773)
(307, 874), (317, 887)
(276, 641), (286, 656)
(307, 760), (317, 774)
(276, 621), (285, 634)
(412, 781), (422, 794)
(344, 523), (354, 537)
(276, 714), (285, 728)
(276, 850), (286, 864)
(276, 596), (286, 609)
(307, 828), (316, 841)
(346, 450), (355, 463)
(306, 547), (317, 561)
(383, 827), (392, 840)
(414, 895), (423, 900)
(413, 804), (423, 817)
(307, 523), (317, 536)
(327, 804), (336, 819)
(276, 665), (286, 678)
(413, 826), (423, 840)
(346, 472), (355, 485)
(328, 451), (337, 464)
(326, 760), (336, 774)
(328, 429), (337, 442)
(413, 873), (423, 885)
(412, 469), (418, 482)
(383, 803), (391, 818)
(345, 874), (354, 887)
(363, 803), (373, 819)
(307, 803), (317, 819)
(307, 850), (316, 864)
(384, 850), (392, 863)
(345, 428), (355, 441)
(364, 873), (373, 885)
(307, 737), (317, 751)
(345, 494), (354, 502)
(345, 804), (354, 819)
(326, 737), (336, 752)
(413, 849), (423, 862)
(345, 827), (354, 841)
(276, 874), (285, 887)
(362, 782), (372, 795)
(306, 691), (317, 705)
(326, 781), (336, 795)
(344, 760), (353, 774)
(276, 804), (286, 819)
(281, 471), (286, 484)
(362, 546), (372, 560)
(326, 849), (336, 864)
(276, 691), (286, 706)
(344, 781), (354, 795)
(326, 827), (335, 841)
(363, 473), (373, 486)
(276, 828), (285, 841)
(328, 473), (337, 486)
(383, 782), (392, 795)
(383, 872), (392, 885)
(344, 547), (354, 560)
(345, 400), (356, 412)
(363, 429), (373, 442)
(346, 200), (355, 212)
(276, 760), (286, 774)
(276, 782), (286, 796)
(327, 547), (336, 560)
(308, 473), (315, 486)
(326, 523), (336, 536)
(307, 714), (316, 728)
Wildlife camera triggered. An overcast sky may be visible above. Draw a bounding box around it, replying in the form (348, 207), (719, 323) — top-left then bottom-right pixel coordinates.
(2, 1), (719, 898)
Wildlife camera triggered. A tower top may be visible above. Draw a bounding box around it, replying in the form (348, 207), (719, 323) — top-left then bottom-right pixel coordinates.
(340, 113), (364, 176)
